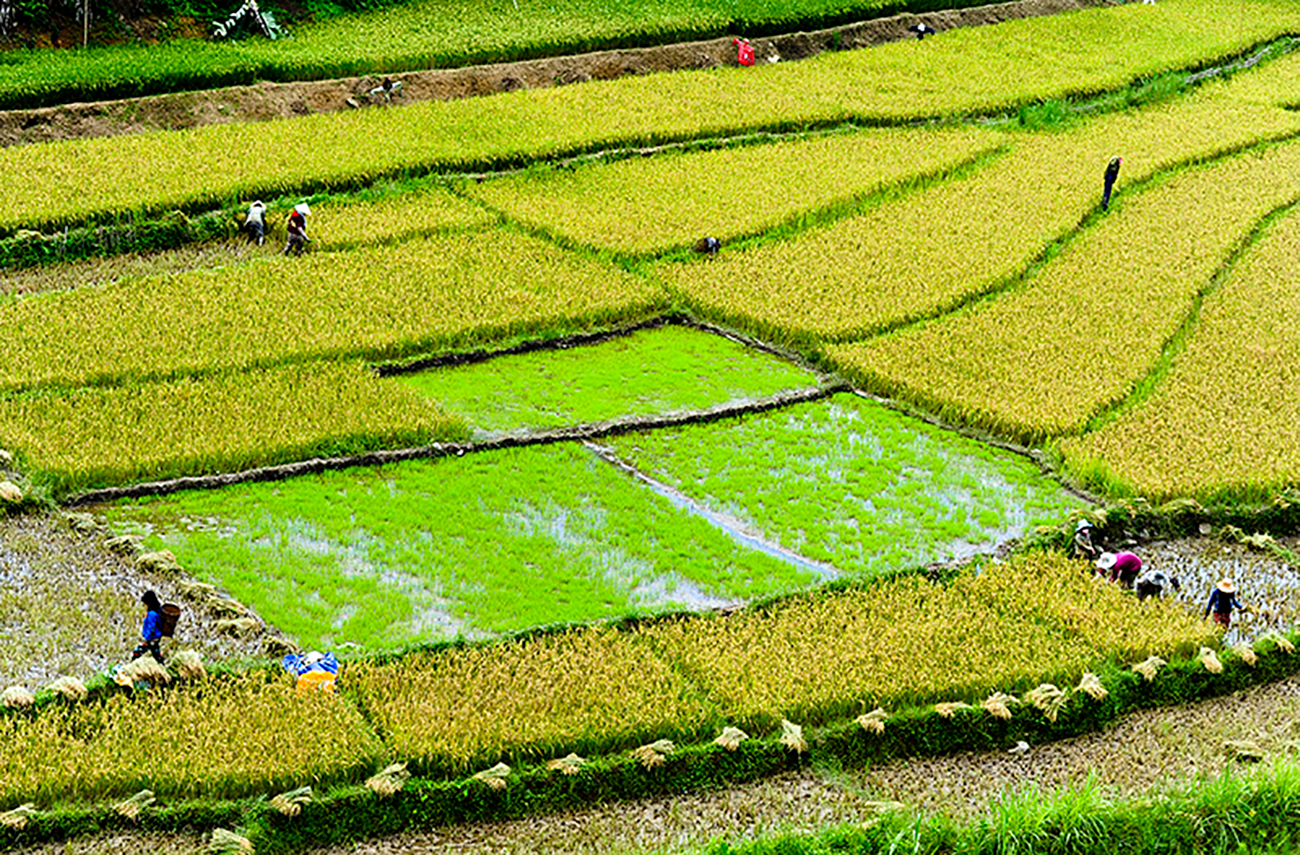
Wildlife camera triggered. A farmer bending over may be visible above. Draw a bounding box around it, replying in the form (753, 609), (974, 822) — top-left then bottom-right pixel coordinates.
(1096, 551), (1141, 588)
(132, 590), (165, 664)
(1072, 518), (1099, 561)
(244, 200), (267, 246)
(283, 203), (311, 256)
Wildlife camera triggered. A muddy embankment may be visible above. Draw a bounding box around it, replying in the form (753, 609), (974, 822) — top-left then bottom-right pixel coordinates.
(0, 0), (1120, 148)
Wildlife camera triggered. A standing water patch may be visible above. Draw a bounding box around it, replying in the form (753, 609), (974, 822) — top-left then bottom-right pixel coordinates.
(605, 393), (1082, 575)
(397, 323), (822, 436)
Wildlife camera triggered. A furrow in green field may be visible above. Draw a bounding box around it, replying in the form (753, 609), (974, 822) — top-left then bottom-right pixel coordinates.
(657, 92), (1300, 345)
(826, 137), (1300, 442)
(0, 229), (664, 393)
(1059, 206), (1300, 501)
(462, 125), (1008, 256)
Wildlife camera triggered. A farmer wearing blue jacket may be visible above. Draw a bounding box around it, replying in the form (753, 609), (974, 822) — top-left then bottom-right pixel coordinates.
(1204, 579), (1246, 630)
(132, 590), (165, 664)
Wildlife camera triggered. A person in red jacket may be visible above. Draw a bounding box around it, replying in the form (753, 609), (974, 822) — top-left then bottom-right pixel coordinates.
(283, 203), (311, 256)
(1096, 551), (1141, 588)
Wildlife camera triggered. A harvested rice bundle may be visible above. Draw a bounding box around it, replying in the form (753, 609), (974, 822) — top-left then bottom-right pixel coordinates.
(366, 763), (411, 796)
(1023, 684), (1068, 723)
(545, 753), (587, 774)
(126, 657), (170, 686)
(1133, 655), (1166, 682)
(1230, 641), (1258, 666)
(856, 708), (888, 734)
(780, 719), (807, 753)
(172, 650), (207, 681)
(47, 676), (87, 701)
(1076, 672), (1108, 701)
(114, 789), (155, 819)
(0, 803), (35, 829)
(2, 685), (34, 709)
(713, 727), (749, 751)
(1199, 646), (1224, 674)
(472, 763), (511, 790)
(935, 701), (972, 718)
(209, 828), (254, 854)
(982, 691), (1019, 720)
(630, 740), (675, 769)
(270, 786), (312, 816)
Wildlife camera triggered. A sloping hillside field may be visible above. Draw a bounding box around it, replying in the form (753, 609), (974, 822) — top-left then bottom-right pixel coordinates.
(5, 0), (1300, 849)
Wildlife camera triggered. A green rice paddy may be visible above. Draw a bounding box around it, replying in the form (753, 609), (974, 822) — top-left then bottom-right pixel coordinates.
(97, 333), (1078, 652)
(398, 323), (822, 435)
(606, 393), (1080, 573)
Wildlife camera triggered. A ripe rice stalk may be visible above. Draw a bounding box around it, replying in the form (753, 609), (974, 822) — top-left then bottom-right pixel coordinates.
(471, 762), (511, 791)
(935, 701), (972, 718)
(172, 650), (207, 681)
(1230, 641), (1258, 667)
(631, 740), (675, 770)
(209, 828), (254, 854)
(1076, 672), (1108, 701)
(2, 686), (34, 708)
(780, 719), (807, 754)
(269, 785), (312, 817)
(47, 676), (87, 702)
(1199, 647), (1224, 674)
(856, 708), (887, 734)
(713, 727), (749, 751)
(544, 753), (586, 774)
(1023, 684), (1068, 723)
(1133, 656), (1167, 682)
(982, 692), (1019, 721)
(365, 763), (410, 797)
(0, 803), (35, 829)
(114, 789), (155, 820)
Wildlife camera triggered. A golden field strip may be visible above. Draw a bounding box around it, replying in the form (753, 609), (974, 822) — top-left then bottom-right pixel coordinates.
(1060, 208), (1300, 501)
(0, 230), (661, 393)
(0, 673), (381, 803)
(827, 136), (1300, 442)
(0, 0), (1294, 232)
(0, 554), (1212, 804)
(654, 91), (1300, 344)
(464, 126), (1008, 256)
(0, 361), (468, 494)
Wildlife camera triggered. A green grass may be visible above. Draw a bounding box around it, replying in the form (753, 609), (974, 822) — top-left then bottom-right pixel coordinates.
(398, 324), (821, 435)
(97, 442), (820, 651)
(605, 393), (1080, 575)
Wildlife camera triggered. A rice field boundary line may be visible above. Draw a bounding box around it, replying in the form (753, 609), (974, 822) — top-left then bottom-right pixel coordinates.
(375, 314), (829, 378)
(583, 439), (844, 580)
(64, 382), (848, 506)
(1076, 194), (1300, 440)
(821, 124), (1300, 349)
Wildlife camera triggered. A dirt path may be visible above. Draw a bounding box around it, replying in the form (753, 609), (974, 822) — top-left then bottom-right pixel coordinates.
(0, 0), (1119, 149)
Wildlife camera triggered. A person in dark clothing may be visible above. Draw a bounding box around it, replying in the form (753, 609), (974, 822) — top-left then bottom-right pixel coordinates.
(909, 22), (936, 38)
(283, 203), (310, 256)
(1135, 569), (1180, 602)
(1204, 579), (1246, 629)
(1072, 518), (1100, 561)
(694, 236), (722, 254)
(132, 590), (165, 664)
(1102, 156), (1122, 210)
